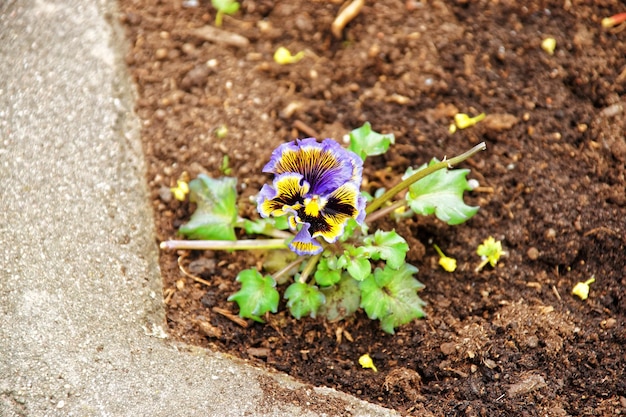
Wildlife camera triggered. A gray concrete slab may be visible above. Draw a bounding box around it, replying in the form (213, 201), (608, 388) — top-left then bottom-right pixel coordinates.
(0, 0), (399, 416)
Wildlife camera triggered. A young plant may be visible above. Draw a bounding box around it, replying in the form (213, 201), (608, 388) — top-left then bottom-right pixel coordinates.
(161, 123), (486, 333)
(211, 0), (240, 27)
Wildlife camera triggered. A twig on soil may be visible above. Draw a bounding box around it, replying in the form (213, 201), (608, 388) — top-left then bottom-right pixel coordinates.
(331, 0), (365, 39)
(178, 255), (212, 287)
(189, 25), (250, 48)
(212, 306), (249, 327)
(293, 119), (320, 138)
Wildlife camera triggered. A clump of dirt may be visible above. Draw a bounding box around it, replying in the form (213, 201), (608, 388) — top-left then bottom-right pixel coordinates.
(118, 0), (626, 415)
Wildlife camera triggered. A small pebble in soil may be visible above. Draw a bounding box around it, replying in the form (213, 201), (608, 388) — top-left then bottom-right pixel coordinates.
(527, 247), (540, 260)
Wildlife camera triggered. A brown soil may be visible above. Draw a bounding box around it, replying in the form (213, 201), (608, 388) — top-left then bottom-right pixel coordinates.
(117, 0), (626, 415)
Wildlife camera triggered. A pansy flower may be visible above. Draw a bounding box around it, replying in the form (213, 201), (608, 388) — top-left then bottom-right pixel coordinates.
(258, 138), (366, 255)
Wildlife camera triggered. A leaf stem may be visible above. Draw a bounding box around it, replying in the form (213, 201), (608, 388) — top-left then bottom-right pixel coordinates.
(160, 239), (288, 251)
(365, 142), (486, 214)
(298, 252), (322, 284)
(364, 199), (406, 224)
(273, 258), (305, 281)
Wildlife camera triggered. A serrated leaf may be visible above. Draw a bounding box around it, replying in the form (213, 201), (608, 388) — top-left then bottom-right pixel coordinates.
(179, 174), (238, 240)
(359, 263), (425, 334)
(228, 269), (279, 323)
(314, 256), (342, 287)
(318, 273), (361, 321)
(284, 282), (325, 319)
(362, 230), (409, 269)
(340, 248), (372, 281)
(348, 122), (395, 161)
(404, 159), (479, 225)
(242, 216), (290, 236)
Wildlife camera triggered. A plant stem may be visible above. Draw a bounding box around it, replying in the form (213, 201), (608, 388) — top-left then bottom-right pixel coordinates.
(365, 142), (486, 215)
(160, 239), (287, 251)
(298, 252), (322, 284)
(364, 199), (406, 224)
(215, 11), (224, 27)
(273, 258), (305, 282)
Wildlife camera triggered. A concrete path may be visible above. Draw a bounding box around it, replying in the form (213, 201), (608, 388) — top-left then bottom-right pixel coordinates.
(0, 1), (398, 415)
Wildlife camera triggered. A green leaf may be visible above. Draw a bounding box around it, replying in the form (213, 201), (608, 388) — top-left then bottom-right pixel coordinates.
(404, 159), (479, 225)
(318, 273), (361, 321)
(314, 256), (342, 287)
(179, 174), (238, 240)
(362, 230), (409, 269)
(359, 263), (425, 334)
(228, 269), (279, 323)
(242, 216), (289, 236)
(211, 0), (240, 14)
(340, 248), (371, 281)
(348, 122), (395, 161)
(284, 282), (325, 319)
(338, 218), (368, 242)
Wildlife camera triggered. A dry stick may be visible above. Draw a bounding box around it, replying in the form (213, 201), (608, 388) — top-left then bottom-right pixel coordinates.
(177, 255), (212, 287)
(331, 0), (365, 39)
(365, 142), (487, 215)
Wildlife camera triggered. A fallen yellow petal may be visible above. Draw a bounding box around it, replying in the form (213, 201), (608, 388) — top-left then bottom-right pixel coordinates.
(454, 113), (486, 129)
(358, 353), (378, 372)
(434, 244), (457, 272)
(541, 37), (556, 55)
(273, 47), (305, 65)
(572, 277), (595, 300)
(171, 180), (189, 201)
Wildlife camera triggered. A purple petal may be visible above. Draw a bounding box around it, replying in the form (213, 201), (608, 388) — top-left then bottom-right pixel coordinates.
(289, 223), (323, 255)
(263, 138), (363, 197)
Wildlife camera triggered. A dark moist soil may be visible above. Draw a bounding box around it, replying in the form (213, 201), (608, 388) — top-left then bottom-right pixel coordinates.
(117, 0), (626, 415)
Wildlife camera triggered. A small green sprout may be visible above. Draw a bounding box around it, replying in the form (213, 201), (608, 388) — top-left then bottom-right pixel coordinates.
(273, 47), (305, 65)
(220, 155), (232, 175)
(215, 124), (228, 139)
(161, 123), (487, 333)
(572, 276), (595, 300)
(433, 244), (457, 272)
(358, 353), (378, 372)
(211, 0), (240, 27)
(475, 236), (504, 272)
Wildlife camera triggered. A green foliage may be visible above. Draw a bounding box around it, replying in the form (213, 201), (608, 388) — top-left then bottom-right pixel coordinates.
(179, 174), (238, 240)
(362, 230), (409, 269)
(405, 158), (479, 225)
(220, 155), (232, 175)
(211, 0), (240, 26)
(284, 282), (325, 319)
(314, 255), (342, 287)
(228, 269), (279, 322)
(348, 121), (395, 161)
(338, 246), (372, 281)
(318, 273), (361, 321)
(242, 216), (289, 236)
(359, 263), (425, 334)
(171, 122), (484, 333)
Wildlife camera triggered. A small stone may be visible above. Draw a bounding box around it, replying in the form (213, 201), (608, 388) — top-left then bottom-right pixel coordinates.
(181, 64), (211, 90)
(155, 48), (168, 60)
(158, 185), (172, 202)
(601, 318), (616, 329)
(527, 247), (540, 260)
(440, 342), (457, 355)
